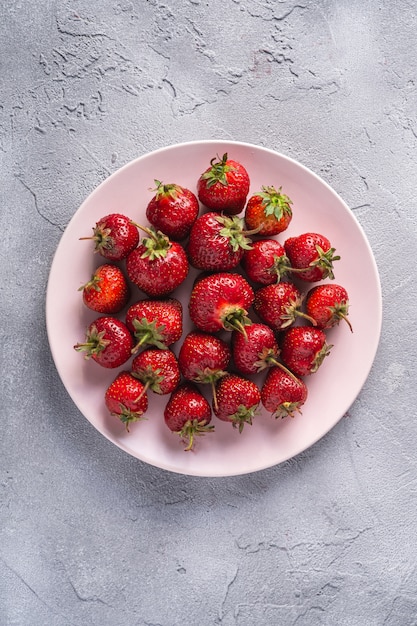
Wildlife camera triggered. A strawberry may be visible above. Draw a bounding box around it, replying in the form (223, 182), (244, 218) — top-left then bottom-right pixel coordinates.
(80, 213), (139, 261)
(187, 212), (253, 271)
(253, 282), (316, 331)
(189, 272), (254, 335)
(241, 238), (292, 285)
(305, 283), (353, 331)
(245, 185), (293, 235)
(261, 367), (308, 418)
(280, 326), (332, 377)
(197, 153), (250, 215)
(213, 374), (261, 432)
(178, 331), (231, 410)
(104, 371), (148, 431)
(164, 383), (214, 451)
(126, 226), (188, 296)
(232, 322), (294, 380)
(131, 348), (180, 397)
(74, 316), (134, 368)
(126, 298), (182, 353)
(146, 180), (199, 240)
(79, 264), (130, 314)
(284, 232), (340, 282)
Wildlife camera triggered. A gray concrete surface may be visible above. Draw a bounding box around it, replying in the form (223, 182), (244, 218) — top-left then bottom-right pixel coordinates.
(1, 1), (416, 624)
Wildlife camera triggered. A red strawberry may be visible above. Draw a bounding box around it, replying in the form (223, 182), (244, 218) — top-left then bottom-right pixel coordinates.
(104, 371), (148, 431)
(146, 180), (199, 240)
(241, 238), (292, 285)
(79, 264), (130, 314)
(131, 348), (180, 397)
(187, 213), (253, 271)
(245, 185), (293, 235)
(126, 226), (188, 296)
(74, 316), (134, 368)
(178, 331), (231, 410)
(126, 298), (182, 353)
(261, 367), (308, 418)
(305, 283), (353, 331)
(253, 282), (316, 331)
(280, 326), (332, 377)
(214, 374), (261, 432)
(197, 153), (250, 215)
(284, 232), (340, 282)
(189, 272), (254, 335)
(164, 383), (214, 451)
(232, 322), (295, 380)
(80, 213), (139, 261)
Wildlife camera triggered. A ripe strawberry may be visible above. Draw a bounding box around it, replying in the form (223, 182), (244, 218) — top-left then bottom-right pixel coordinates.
(126, 226), (188, 296)
(164, 383), (214, 451)
(245, 185), (293, 235)
(232, 322), (294, 379)
(146, 180), (199, 240)
(79, 264), (130, 314)
(214, 374), (261, 432)
(187, 213), (253, 271)
(80, 213), (139, 261)
(280, 326), (332, 377)
(253, 282), (316, 331)
(305, 283), (353, 331)
(284, 232), (340, 282)
(126, 298), (182, 353)
(197, 153), (250, 215)
(105, 371), (148, 431)
(241, 238), (292, 285)
(178, 331), (231, 410)
(189, 272), (254, 335)
(261, 367), (308, 418)
(74, 316), (134, 368)
(131, 348), (180, 397)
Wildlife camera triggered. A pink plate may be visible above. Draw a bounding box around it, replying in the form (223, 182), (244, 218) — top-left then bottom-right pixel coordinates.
(46, 140), (382, 476)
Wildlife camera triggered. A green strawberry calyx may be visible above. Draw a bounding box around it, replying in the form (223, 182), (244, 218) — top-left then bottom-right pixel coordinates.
(136, 225), (172, 261)
(78, 273), (102, 293)
(290, 245), (341, 280)
(114, 404), (147, 432)
(201, 153), (235, 188)
(270, 253), (292, 282)
(311, 341), (333, 373)
(153, 180), (183, 200)
(254, 348), (300, 382)
(221, 306), (252, 338)
(259, 185), (293, 220)
(280, 295), (317, 330)
(274, 401), (303, 420)
(328, 302), (353, 332)
(176, 419), (215, 452)
(216, 214), (257, 252)
(131, 318), (169, 353)
(193, 367), (228, 411)
(79, 224), (114, 254)
(310, 245), (340, 280)
(229, 404), (258, 433)
(132, 366), (165, 395)
(73, 324), (110, 358)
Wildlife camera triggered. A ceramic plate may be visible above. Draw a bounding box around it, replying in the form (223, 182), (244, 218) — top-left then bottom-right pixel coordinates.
(46, 140), (382, 476)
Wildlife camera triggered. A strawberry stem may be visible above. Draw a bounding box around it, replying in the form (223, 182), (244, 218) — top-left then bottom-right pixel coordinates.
(341, 313), (353, 333)
(178, 419), (214, 451)
(268, 359), (300, 383)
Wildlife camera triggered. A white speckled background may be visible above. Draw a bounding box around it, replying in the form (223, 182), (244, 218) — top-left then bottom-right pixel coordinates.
(1, 1), (416, 624)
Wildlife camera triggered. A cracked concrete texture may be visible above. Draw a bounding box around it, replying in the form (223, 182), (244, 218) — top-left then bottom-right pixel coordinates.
(1, 0), (417, 624)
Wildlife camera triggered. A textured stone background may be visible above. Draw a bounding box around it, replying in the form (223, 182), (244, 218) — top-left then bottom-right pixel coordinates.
(1, 1), (417, 625)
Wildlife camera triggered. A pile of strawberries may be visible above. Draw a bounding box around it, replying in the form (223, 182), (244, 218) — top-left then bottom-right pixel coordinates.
(74, 153), (352, 451)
